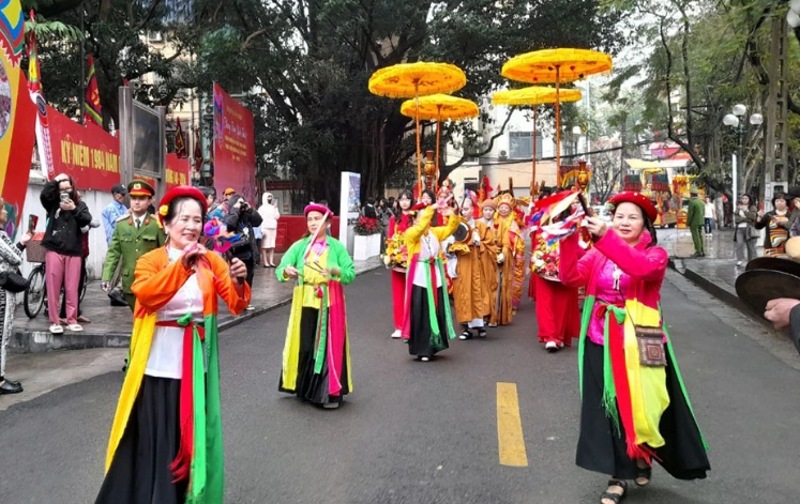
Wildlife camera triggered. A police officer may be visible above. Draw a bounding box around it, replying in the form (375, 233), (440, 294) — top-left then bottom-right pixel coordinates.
(101, 180), (166, 310)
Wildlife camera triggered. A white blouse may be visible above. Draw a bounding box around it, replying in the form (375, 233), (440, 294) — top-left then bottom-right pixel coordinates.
(145, 248), (205, 379)
(412, 231), (443, 288)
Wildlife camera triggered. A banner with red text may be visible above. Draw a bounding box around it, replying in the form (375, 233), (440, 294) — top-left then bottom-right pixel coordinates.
(166, 153), (190, 191)
(0, 2), (36, 237)
(212, 83), (256, 203)
(47, 105), (120, 192)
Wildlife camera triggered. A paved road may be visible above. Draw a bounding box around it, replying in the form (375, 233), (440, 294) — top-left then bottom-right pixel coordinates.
(1, 268), (798, 503)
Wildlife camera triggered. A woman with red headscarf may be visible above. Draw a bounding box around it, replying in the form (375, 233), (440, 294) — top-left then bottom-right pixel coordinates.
(96, 187), (251, 504)
(559, 192), (709, 504)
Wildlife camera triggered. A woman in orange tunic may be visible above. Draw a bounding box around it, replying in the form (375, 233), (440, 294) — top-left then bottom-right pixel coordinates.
(96, 187), (251, 504)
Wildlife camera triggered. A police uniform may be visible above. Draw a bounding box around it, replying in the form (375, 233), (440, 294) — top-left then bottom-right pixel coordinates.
(101, 181), (166, 310)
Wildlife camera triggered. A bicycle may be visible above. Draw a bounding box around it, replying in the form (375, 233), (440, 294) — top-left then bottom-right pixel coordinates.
(23, 237), (88, 319)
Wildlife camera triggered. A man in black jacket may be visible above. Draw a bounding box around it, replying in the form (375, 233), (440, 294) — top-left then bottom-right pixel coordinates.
(224, 194), (262, 294)
(40, 173), (93, 334)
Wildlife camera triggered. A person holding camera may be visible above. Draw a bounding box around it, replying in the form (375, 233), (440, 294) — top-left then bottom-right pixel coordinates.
(40, 173), (93, 334)
(223, 194), (262, 290)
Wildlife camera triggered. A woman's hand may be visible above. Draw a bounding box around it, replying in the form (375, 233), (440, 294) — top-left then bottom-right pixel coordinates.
(584, 216), (609, 238)
(181, 242), (207, 269)
(283, 265), (299, 278)
(19, 231), (33, 245)
(60, 198), (76, 212)
(228, 257), (247, 281)
(323, 266), (341, 278)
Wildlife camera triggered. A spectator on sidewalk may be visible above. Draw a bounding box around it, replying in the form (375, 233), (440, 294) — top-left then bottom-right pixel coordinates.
(687, 191), (705, 257)
(733, 194), (758, 266)
(40, 173), (93, 334)
(362, 197), (378, 219)
(257, 192), (280, 268)
(101, 184), (128, 245)
(101, 180), (166, 310)
(224, 194), (262, 290)
(59, 213), (100, 323)
(703, 196), (716, 236)
(0, 198), (33, 395)
(754, 192), (791, 257)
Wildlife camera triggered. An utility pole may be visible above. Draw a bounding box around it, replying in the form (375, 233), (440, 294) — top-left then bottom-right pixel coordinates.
(764, 17), (789, 203)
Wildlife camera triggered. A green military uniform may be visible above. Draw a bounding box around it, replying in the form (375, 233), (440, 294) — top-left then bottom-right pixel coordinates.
(101, 181), (166, 309)
(687, 194), (706, 257)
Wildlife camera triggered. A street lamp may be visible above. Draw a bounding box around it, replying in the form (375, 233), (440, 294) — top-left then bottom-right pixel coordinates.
(722, 104), (763, 210)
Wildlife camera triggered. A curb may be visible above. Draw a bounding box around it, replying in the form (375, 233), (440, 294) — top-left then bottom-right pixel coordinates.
(10, 261), (384, 354)
(667, 257), (772, 328)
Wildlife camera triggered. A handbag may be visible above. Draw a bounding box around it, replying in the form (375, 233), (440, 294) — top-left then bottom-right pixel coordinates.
(633, 324), (667, 367)
(0, 270), (29, 293)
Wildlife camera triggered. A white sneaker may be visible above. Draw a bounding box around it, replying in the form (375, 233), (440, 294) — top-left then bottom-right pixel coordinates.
(66, 324), (83, 332)
(246, 305), (255, 311)
(545, 341), (561, 353)
(420, 356), (430, 362)
(49, 324), (64, 334)
(322, 402), (340, 409)
(391, 329), (401, 339)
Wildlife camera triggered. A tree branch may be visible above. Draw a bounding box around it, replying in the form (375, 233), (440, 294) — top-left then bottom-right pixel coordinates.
(441, 109), (514, 177)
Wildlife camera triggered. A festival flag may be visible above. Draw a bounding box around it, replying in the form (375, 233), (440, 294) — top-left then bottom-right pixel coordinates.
(174, 117), (187, 158)
(84, 54), (103, 126)
(0, 2), (37, 236)
(26, 10), (54, 180)
(193, 127), (203, 171)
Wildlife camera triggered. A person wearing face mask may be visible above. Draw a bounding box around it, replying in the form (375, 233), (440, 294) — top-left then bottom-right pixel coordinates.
(257, 192), (281, 268)
(559, 192), (709, 504)
(386, 189), (414, 339)
(96, 186), (250, 504)
(478, 199), (499, 327)
(754, 192), (791, 257)
(276, 203), (355, 409)
(40, 173), (93, 334)
(733, 194), (758, 266)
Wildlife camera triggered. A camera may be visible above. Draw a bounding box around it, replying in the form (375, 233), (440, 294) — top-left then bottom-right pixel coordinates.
(60, 192), (70, 201)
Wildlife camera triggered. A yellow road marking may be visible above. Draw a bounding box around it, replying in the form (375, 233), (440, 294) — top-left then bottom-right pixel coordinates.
(496, 382), (528, 467)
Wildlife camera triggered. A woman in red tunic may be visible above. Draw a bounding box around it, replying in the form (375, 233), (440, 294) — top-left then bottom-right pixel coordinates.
(386, 190), (414, 338)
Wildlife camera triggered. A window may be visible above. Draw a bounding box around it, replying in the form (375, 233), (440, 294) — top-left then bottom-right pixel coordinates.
(509, 132), (542, 160)
(148, 31), (163, 43)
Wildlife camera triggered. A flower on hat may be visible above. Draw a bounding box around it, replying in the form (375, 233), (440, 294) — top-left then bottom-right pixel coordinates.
(159, 204), (169, 217)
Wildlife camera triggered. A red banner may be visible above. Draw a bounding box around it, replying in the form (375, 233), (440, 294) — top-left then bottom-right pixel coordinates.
(166, 153), (190, 191)
(212, 83), (256, 203)
(47, 105), (120, 192)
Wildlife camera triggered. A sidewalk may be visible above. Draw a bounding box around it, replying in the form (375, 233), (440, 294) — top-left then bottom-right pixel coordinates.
(661, 227), (759, 316)
(9, 256), (383, 354)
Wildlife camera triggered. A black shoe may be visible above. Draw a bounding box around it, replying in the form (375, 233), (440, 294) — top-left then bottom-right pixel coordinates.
(0, 380), (23, 394)
(458, 329), (473, 340)
(477, 328), (487, 338)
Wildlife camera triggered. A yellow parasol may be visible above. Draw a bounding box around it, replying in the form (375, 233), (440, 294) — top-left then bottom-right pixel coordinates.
(400, 94), (479, 184)
(501, 48), (612, 177)
(368, 62), (467, 190)
(492, 86), (582, 193)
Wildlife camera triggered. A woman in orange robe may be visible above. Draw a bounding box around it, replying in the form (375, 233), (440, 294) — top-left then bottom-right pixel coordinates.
(96, 187), (251, 504)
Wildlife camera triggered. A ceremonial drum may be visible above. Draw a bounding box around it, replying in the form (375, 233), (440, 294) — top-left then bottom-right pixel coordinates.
(452, 222), (470, 243)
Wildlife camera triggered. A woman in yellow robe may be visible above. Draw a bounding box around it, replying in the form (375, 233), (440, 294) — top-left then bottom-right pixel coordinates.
(494, 193), (525, 326)
(452, 197), (488, 339)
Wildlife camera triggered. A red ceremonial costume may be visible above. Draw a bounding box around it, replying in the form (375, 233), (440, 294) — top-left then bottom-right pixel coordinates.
(387, 212), (413, 332)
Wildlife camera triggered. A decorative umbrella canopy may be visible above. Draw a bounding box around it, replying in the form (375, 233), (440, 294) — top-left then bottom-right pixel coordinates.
(500, 48), (612, 84)
(369, 62), (467, 193)
(399, 94), (479, 181)
(368, 62), (467, 98)
(492, 86), (582, 106)
(499, 48), (612, 181)
(400, 94), (479, 121)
